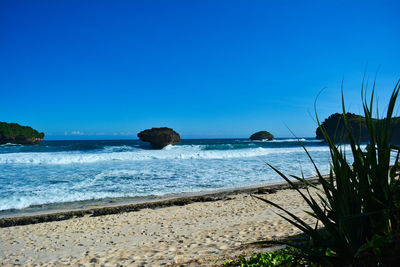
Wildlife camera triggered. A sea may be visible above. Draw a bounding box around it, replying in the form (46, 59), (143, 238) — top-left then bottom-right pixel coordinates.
(0, 138), (338, 216)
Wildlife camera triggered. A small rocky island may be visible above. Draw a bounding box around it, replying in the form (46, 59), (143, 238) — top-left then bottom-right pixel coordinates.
(137, 127), (181, 149)
(250, 131), (274, 141)
(0, 122), (45, 145)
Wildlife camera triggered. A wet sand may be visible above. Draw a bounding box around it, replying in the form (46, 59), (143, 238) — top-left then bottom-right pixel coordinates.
(0, 180), (319, 266)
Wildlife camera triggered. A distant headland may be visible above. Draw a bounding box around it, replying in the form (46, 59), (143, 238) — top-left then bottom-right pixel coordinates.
(316, 113), (400, 143)
(0, 122), (45, 145)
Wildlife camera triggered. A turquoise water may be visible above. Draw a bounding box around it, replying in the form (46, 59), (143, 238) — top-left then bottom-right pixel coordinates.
(0, 138), (334, 212)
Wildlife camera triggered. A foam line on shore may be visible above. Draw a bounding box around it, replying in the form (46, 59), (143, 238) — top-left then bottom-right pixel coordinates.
(0, 176), (321, 228)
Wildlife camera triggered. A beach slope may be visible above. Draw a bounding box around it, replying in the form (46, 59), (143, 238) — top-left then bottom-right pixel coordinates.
(0, 183), (317, 266)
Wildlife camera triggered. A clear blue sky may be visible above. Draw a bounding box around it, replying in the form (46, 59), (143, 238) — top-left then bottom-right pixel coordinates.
(1, 0), (399, 139)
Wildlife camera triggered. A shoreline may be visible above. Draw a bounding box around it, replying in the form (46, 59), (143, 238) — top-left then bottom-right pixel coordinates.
(0, 176), (320, 228)
(1, 177), (320, 266)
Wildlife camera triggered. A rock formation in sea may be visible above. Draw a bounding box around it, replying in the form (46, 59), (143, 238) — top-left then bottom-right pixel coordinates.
(316, 112), (400, 143)
(250, 131), (274, 141)
(0, 122), (45, 145)
(137, 127), (181, 149)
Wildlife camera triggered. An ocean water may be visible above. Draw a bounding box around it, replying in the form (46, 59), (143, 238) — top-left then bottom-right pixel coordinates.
(0, 138), (337, 213)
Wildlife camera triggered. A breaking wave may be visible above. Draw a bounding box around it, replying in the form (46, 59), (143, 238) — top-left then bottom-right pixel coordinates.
(0, 145), (334, 165)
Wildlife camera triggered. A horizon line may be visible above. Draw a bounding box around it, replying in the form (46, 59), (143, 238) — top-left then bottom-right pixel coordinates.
(42, 136), (316, 141)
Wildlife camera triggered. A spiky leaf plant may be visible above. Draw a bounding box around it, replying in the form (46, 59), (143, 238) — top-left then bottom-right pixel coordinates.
(254, 80), (400, 266)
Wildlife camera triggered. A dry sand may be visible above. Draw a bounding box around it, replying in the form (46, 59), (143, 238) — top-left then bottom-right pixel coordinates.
(0, 185), (318, 266)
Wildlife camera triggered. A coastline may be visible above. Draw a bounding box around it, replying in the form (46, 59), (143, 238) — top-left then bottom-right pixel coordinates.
(0, 176), (320, 228)
(0, 138), (330, 215)
(0, 176), (320, 266)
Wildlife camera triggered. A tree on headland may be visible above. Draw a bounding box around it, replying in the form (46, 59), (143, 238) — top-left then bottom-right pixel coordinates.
(0, 122), (45, 144)
(316, 112), (400, 144)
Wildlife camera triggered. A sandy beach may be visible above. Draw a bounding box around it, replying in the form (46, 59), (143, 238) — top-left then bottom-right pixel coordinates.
(0, 181), (318, 266)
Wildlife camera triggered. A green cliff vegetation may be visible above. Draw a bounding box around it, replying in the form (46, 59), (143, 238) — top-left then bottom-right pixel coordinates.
(0, 122), (45, 144)
(316, 112), (400, 144)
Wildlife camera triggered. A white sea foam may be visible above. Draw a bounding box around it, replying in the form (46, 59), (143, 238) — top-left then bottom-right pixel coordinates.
(102, 145), (138, 152)
(0, 190), (131, 211)
(0, 157), (328, 211)
(246, 138), (322, 143)
(0, 145), (336, 165)
(269, 138), (316, 142)
(0, 143), (22, 147)
(0, 141), (360, 211)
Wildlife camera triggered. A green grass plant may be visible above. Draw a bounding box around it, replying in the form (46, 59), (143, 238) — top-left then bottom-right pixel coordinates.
(253, 79), (400, 266)
(223, 247), (309, 267)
